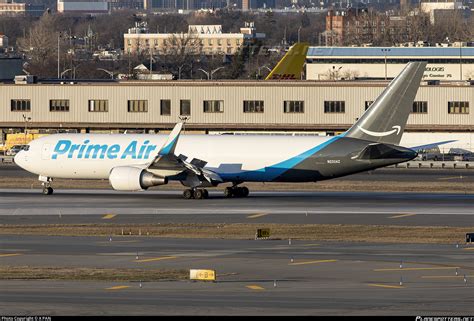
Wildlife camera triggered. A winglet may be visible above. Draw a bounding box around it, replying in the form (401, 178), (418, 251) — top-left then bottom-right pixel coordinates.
(158, 122), (183, 156)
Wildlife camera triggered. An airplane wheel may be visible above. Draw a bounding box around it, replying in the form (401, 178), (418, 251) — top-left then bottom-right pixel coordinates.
(194, 189), (204, 199)
(224, 187), (233, 198)
(203, 189), (209, 199)
(42, 187), (53, 195)
(241, 187), (249, 197)
(183, 189), (194, 199)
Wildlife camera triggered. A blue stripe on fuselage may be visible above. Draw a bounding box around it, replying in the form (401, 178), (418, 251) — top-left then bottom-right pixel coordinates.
(217, 135), (342, 182)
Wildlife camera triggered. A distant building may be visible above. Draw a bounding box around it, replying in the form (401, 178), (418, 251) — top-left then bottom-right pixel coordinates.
(108, 0), (144, 10)
(306, 46), (474, 81)
(0, 0), (44, 16)
(0, 57), (23, 81)
(57, 0), (108, 14)
(420, 0), (465, 23)
(124, 22), (265, 55)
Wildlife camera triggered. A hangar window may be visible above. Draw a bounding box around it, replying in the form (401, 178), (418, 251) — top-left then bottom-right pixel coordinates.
(180, 100), (191, 116)
(88, 100), (108, 112)
(324, 101), (345, 113)
(128, 100), (148, 113)
(203, 100), (224, 113)
(11, 99), (31, 112)
(284, 101), (304, 113)
(448, 101), (469, 114)
(243, 100), (264, 113)
(412, 101), (428, 113)
(365, 101), (373, 110)
(160, 99), (171, 115)
(50, 100), (70, 112)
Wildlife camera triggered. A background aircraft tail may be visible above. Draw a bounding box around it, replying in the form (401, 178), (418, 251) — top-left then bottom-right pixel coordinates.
(265, 43), (309, 80)
(344, 61), (427, 146)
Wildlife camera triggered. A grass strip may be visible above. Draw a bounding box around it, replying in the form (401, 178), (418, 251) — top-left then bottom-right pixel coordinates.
(0, 266), (188, 281)
(1, 223), (472, 244)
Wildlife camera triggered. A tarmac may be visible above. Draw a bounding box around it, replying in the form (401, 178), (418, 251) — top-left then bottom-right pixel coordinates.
(1, 235), (473, 315)
(1, 165), (474, 315)
(0, 188), (473, 226)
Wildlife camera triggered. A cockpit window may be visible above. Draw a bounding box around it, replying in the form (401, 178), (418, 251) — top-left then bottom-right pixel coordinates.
(21, 145), (29, 151)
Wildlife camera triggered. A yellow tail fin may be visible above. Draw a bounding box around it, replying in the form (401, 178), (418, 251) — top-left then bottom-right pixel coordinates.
(265, 42), (309, 80)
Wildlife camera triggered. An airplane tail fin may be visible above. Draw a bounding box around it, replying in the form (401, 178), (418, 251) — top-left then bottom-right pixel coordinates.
(265, 42), (309, 80)
(344, 61), (427, 146)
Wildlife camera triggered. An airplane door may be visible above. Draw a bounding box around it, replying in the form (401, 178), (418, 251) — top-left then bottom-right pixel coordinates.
(42, 144), (51, 160)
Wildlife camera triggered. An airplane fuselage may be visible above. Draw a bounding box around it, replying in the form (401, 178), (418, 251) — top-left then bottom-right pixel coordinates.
(15, 133), (416, 184)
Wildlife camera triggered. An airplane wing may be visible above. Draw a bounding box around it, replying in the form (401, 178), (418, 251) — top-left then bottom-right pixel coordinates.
(146, 122), (223, 187)
(408, 140), (457, 152)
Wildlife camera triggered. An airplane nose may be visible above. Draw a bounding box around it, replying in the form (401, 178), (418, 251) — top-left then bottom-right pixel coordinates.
(14, 150), (26, 168)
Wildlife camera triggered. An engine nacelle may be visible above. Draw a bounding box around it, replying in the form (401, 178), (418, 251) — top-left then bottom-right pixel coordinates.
(109, 166), (167, 191)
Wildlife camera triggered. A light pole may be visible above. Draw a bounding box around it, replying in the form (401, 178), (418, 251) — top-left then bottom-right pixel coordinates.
(381, 48), (391, 80)
(298, 26), (302, 43)
(198, 67), (225, 80)
(198, 68), (210, 80)
(60, 68), (72, 79)
(210, 66), (225, 80)
(257, 65), (272, 79)
(22, 114), (31, 145)
(332, 65), (342, 80)
(57, 32), (61, 79)
(97, 68), (114, 79)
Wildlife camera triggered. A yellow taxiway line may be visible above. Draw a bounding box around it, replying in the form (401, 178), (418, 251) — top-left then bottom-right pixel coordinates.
(289, 259), (338, 266)
(102, 214), (116, 220)
(247, 213), (269, 219)
(368, 283), (404, 289)
(389, 213), (416, 219)
(246, 285), (265, 291)
(0, 253), (22, 258)
(421, 275), (472, 279)
(106, 286), (130, 290)
(374, 267), (459, 272)
(135, 256), (177, 263)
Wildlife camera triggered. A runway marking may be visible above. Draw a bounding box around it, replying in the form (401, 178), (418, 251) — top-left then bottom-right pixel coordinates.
(102, 214), (116, 220)
(247, 213), (269, 219)
(421, 275), (472, 279)
(0, 253), (22, 258)
(106, 285), (130, 290)
(368, 283), (404, 289)
(389, 213), (416, 219)
(246, 285), (265, 291)
(135, 256), (177, 263)
(374, 267), (459, 272)
(289, 259), (338, 266)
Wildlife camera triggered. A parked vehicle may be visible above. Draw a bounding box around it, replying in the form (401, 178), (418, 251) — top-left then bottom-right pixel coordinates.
(5, 145), (28, 156)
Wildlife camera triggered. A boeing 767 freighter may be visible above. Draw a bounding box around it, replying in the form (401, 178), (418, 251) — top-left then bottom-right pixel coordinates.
(15, 62), (427, 199)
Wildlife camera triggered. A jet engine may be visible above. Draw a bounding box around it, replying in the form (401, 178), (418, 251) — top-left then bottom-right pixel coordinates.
(109, 166), (167, 191)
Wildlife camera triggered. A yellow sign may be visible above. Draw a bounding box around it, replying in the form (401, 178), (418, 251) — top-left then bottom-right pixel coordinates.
(189, 269), (216, 281)
(257, 228), (271, 239)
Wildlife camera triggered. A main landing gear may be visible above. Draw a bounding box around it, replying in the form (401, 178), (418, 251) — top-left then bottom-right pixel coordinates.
(183, 188), (209, 199)
(224, 186), (249, 198)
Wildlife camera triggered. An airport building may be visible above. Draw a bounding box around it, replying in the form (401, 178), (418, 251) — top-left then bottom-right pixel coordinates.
(57, 0), (109, 14)
(1, 79), (474, 149)
(306, 46), (474, 81)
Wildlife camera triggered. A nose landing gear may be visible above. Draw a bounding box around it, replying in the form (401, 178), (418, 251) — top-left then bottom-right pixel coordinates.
(39, 176), (53, 195)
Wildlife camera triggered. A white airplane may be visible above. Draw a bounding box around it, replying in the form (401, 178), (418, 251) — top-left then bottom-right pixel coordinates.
(15, 62), (433, 199)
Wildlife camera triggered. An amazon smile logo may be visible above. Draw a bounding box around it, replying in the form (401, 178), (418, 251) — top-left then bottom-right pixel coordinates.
(358, 125), (401, 137)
